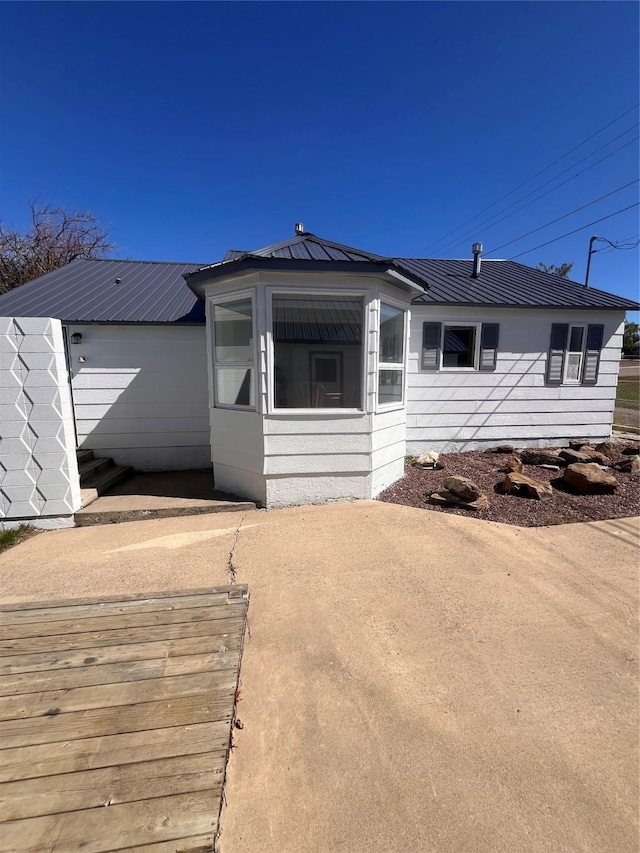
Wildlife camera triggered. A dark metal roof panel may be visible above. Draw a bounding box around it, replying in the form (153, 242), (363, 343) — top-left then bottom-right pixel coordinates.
(0, 259), (206, 323)
(399, 258), (638, 310)
(247, 233), (387, 263)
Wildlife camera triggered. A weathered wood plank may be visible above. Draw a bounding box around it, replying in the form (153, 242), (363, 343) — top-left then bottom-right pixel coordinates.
(0, 790), (219, 853)
(117, 836), (216, 852)
(1, 752), (225, 821)
(0, 584), (247, 613)
(0, 670), (239, 721)
(1, 693), (235, 749)
(0, 591), (242, 626)
(0, 721), (231, 782)
(0, 650), (240, 697)
(0, 613), (246, 656)
(1, 631), (244, 676)
(0, 603), (247, 642)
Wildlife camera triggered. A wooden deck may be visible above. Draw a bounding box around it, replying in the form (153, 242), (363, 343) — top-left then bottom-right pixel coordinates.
(0, 585), (249, 853)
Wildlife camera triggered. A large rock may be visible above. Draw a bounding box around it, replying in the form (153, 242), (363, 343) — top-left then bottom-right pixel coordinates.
(595, 441), (620, 459)
(484, 445), (515, 454)
(559, 448), (591, 465)
(442, 475), (482, 502)
(613, 455), (640, 475)
(506, 454), (524, 473)
(428, 490), (489, 510)
(622, 443), (640, 455)
(520, 448), (563, 467)
(569, 439), (592, 450)
(563, 463), (617, 494)
(502, 472), (553, 501)
(415, 451), (441, 469)
(578, 446), (611, 465)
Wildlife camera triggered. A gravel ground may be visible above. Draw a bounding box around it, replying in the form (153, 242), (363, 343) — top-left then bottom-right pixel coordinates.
(378, 445), (640, 527)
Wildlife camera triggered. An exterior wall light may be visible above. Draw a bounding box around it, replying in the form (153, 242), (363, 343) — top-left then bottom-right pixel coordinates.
(70, 332), (82, 344)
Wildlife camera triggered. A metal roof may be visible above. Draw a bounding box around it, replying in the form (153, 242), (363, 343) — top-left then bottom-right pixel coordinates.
(0, 258), (205, 323)
(400, 258), (639, 310)
(0, 232), (636, 323)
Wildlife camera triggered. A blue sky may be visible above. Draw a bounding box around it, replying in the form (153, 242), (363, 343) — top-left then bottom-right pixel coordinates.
(1, 1), (638, 316)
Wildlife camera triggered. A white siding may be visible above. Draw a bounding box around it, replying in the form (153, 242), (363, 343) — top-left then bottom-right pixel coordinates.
(406, 306), (624, 453)
(70, 325), (210, 470)
(371, 407), (406, 496)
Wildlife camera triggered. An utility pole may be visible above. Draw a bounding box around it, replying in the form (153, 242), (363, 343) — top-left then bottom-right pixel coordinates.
(584, 234), (598, 288)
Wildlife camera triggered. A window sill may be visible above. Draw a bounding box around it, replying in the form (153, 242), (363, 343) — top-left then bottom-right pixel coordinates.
(376, 403), (405, 413)
(267, 408), (365, 417)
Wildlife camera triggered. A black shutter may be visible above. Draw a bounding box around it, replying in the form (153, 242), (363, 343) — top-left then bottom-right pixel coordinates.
(546, 323), (569, 385)
(479, 323), (499, 371)
(582, 324), (605, 385)
(422, 322), (441, 370)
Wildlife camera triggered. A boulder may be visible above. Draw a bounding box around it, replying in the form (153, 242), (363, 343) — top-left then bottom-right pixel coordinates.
(443, 475), (482, 502)
(577, 446), (611, 465)
(502, 472), (553, 501)
(506, 454), (524, 473)
(613, 455), (640, 475)
(569, 439), (592, 450)
(484, 445), (515, 454)
(520, 448), (563, 467)
(415, 451), (441, 469)
(622, 443), (640, 455)
(428, 490), (489, 510)
(559, 448), (591, 465)
(563, 463), (617, 494)
(595, 441), (620, 459)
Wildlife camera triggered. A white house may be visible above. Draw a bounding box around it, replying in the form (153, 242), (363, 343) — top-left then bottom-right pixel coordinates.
(1, 227), (636, 516)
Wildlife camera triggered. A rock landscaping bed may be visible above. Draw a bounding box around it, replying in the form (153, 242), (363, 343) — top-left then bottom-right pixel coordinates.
(378, 440), (640, 527)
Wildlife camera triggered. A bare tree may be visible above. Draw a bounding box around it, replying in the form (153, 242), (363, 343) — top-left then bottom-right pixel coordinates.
(0, 202), (114, 293)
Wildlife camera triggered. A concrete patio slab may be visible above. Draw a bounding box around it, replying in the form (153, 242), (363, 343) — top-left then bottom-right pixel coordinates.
(75, 470), (256, 526)
(1, 502), (638, 853)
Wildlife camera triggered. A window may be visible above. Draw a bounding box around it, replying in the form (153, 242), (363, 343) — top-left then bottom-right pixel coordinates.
(273, 295), (363, 409)
(564, 325), (585, 384)
(212, 297), (255, 407)
(546, 323), (604, 386)
(378, 303), (406, 406)
(443, 325), (477, 368)
(421, 322), (499, 372)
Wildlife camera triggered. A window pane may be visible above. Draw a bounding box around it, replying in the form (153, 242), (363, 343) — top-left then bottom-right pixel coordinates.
(380, 304), (404, 363)
(569, 326), (584, 353)
(214, 299), (253, 362)
(273, 296), (362, 409)
(443, 326), (476, 368)
(565, 353), (582, 383)
(378, 369), (403, 405)
(215, 367), (254, 407)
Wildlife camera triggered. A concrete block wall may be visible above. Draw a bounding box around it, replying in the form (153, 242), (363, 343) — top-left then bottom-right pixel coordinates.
(0, 317), (81, 529)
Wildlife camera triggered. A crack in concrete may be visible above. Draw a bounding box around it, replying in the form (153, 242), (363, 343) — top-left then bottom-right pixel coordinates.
(227, 511), (247, 584)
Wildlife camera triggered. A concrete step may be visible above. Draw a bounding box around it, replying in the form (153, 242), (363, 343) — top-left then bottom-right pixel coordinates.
(82, 466), (133, 500)
(76, 449), (94, 466)
(79, 456), (112, 484)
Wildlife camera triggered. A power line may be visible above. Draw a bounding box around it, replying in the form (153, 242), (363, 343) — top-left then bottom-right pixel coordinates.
(482, 180), (639, 257)
(508, 203), (640, 261)
(420, 102), (640, 254)
(434, 127), (639, 255)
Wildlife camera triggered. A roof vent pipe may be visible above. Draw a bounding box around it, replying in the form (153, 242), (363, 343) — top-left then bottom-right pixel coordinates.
(295, 222), (305, 235)
(471, 242), (483, 278)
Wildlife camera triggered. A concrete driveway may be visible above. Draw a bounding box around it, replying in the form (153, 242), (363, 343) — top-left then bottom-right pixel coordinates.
(1, 502), (638, 853)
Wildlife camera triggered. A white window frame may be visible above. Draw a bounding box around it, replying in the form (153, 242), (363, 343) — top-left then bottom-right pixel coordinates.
(440, 322), (482, 371)
(209, 289), (257, 411)
(563, 323), (586, 385)
(267, 288), (367, 415)
(376, 297), (408, 412)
